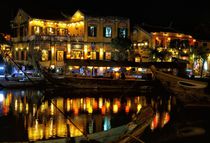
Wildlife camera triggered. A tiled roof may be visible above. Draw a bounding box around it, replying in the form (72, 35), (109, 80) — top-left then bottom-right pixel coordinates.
(20, 8), (70, 21)
(191, 23), (210, 40)
(19, 8), (129, 22)
(139, 23), (180, 33)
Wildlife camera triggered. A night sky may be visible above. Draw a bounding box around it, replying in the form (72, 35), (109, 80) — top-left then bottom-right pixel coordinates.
(1, 0), (210, 39)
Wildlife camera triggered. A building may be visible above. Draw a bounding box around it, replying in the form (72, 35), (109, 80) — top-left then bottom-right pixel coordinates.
(11, 9), (130, 74)
(132, 24), (196, 63)
(131, 26), (152, 62)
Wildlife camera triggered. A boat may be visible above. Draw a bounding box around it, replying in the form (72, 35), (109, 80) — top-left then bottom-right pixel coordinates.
(34, 106), (154, 143)
(39, 66), (154, 90)
(0, 76), (46, 89)
(150, 65), (210, 104)
(150, 65), (208, 94)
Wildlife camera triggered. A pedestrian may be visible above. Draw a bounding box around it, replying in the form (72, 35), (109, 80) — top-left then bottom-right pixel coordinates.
(5, 74), (9, 81)
(121, 72), (125, 80)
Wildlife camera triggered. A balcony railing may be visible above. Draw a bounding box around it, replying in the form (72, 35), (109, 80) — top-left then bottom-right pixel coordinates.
(12, 36), (28, 42)
(70, 36), (84, 42)
(28, 35), (70, 42)
(12, 35), (84, 43)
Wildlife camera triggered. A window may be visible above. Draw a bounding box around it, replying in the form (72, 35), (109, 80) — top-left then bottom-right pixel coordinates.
(90, 51), (96, 59)
(20, 27), (23, 36)
(13, 28), (17, 37)
(105, 52), (111, 60)
(32, 26), (41, 35)
(88, 26), (97, 37)
(203, 42), (207, 47)
(41, 50), (48, 61)
(46, 27), (55, 35)
(57, 28), (67, 36)
(118, 28), (127, 38)
(57, 51), (64, 61)
(104, 26), (112, 38)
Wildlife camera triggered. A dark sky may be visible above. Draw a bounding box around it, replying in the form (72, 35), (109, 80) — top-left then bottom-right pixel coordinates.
(1, 0), (210, 38)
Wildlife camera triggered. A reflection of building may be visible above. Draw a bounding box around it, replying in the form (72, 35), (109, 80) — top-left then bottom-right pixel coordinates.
(11, 9), (130, 70)
(1, 89), (144, 141)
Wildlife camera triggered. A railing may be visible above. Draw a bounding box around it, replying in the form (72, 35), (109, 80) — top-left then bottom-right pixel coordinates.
(13, 35), (72, 42)
(70, 36), (84, 42)
(12, 36), (28, 42)
(28, 35), (70, 42)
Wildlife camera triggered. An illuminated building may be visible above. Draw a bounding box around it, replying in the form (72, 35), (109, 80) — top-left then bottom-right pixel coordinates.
(11, 9), (130, 70)
(132, 24), (196, 62)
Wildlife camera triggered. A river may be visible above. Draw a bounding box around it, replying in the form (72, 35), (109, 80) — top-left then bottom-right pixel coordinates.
(0, 87), (209, 142)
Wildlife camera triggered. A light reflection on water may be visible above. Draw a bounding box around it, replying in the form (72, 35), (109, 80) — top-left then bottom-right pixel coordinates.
(0, 89), (175, 142)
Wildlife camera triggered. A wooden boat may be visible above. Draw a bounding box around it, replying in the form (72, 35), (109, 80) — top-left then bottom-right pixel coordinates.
(34, 106), (154, 143)
(40, 68), (154, 89)
(150, 65), (208, 94)
(0, 76), (46, 89)
(150, 65), (210, 104)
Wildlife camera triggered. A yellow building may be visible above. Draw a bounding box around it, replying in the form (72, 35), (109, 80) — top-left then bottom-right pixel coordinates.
(132, 26), (152, 62)
(11, 9), (130, 71)
(132, 24), (196, 62)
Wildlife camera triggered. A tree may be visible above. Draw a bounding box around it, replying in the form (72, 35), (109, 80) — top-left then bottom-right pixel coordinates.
(0, 34), (13, 74)
(110, 37), (132, 61)
(193, 46), (208, 77)
(27, 46), (42, 73)
(149, 47), (172, 62)
(0, 34), (12, 47)
(169, 39), (190, 59)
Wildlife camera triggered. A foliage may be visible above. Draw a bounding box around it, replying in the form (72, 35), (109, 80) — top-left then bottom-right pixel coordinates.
(27, 48), (42, 72)
(0, 34), (12, 46)
(149, 47), (172, 62)
(193, 46), (209, 77)
(169, 39), (189, 49)
(110, 37), (132, 61)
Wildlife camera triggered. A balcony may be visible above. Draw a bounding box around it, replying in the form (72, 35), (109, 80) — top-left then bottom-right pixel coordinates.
(70, 36), (84, 42)
(28, 35), (70, 42)
(11, 37), (19, 42)
(12, 36), (28, 42)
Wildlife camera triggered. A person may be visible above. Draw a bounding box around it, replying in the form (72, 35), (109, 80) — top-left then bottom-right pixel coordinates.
(121, 72), (126, 80)
(110, 71), (114, 79)
(5, 74), (9, 81)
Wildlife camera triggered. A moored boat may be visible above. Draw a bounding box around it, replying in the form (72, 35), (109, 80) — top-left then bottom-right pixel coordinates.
(40, 67), (154, 89)
(150, 65), (208, 94)
(150, 65), (210, 104)
(33, 106), (154, 143)
(0, 76), (46, 89)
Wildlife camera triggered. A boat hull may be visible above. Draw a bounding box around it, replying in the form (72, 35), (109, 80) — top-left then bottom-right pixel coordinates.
(150, 65), (210, 104)
(33, 106), (154, 143)
(49, 76), (153, 89)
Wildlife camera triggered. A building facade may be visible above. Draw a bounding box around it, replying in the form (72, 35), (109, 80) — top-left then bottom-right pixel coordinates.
(11, 9), (130, 73)
(132, 24), (196, 62)
(131, 24), (210, 77)
(131, 26), (152, 62)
